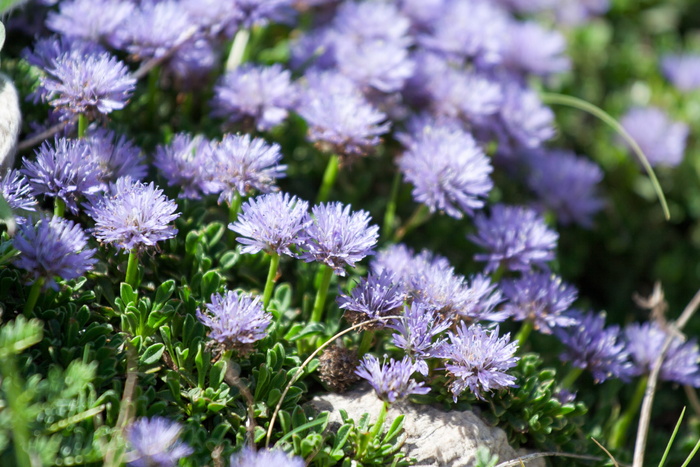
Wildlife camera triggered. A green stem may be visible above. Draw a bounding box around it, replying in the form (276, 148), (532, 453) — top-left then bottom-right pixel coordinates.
(226, 28), (250, 70)
(370, 401), (389, 440)
(0, 356), (32, 467)
(148, 67), (159, 122)
(560, 366), (584, 389)
(125, 250), (139, 289)
(392, 204), (430, 243)
(316, 154), (340, 204)
(490, 265), (506, 283)
(540, 92), (670, 221)
(609, 375), (649, 450)
(77, 113), (88, 138)
(262, 253), (280, 310)
(23, 277), (44, 317)
(357, 330), (375, 357)
(381, 171), (402, 241)
(514, 320), (534, 346)
(53, 197), (65, 218)
(229, 192), (243, 225)
(310, 265), (334, 323)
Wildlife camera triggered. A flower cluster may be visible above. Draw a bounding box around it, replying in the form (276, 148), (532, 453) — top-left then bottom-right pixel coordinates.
(355, 354), (430, 403)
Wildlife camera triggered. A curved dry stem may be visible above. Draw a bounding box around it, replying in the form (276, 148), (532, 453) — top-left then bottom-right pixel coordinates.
(591, 437), (619, 467)
(540, 92), (670, 221)
(264, 314), (403, 448)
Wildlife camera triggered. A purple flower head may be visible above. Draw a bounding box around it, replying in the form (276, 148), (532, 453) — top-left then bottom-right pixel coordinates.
(371, 244), (450, 291)
(661, 54), (700, 92)
(229, 192), (309, 256)
(499, 84), (556, 149)
(501, 272), (578, 334)
(299, 202), (379, 276)
(21, 137), (102, 214)
(13, 216), (97, 290)
(625, 322), (700, 386)
(355, 354), (430, 403)
(297, 71), (390, 157)
(554, 0), (610, 25)
(436, 323), (519, 401)
(556, 311), (634, 383)
(181, 0), (239, 36)
(46, 0), (134, 43)
(470, 204), (558, 273)
(502, 21), (570, 77)
(389, 303), (450, 375)
(337, 271), (406, 328)
(525, 149), (605, 227)
(1, 170), (38, 223)
(86, 178), (180, 252)
(209, 134), (286, 204)
(212, 64), (297, 131)
(620, 106), (688, 168)
(153, 133), (217, 199)
(398, 125), (493, 219)
(230, 447), (304, 467)
(234, 0), (295, 28)
(126, 417), (193, 467)
(38, 52), (135, 118)
(165, 39), (219, 91)
(86, 128), (147, 184)
(333, 0), (412, 46)
(333, 39), (414, 94)
(398, 0), (449, 32)
(23, 36), (105, 72)
(196, 290), (272, 353)
(428, 67), (503, 122)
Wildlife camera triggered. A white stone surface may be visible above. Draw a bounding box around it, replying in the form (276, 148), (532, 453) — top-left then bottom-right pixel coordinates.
(0, 73), (21, 173)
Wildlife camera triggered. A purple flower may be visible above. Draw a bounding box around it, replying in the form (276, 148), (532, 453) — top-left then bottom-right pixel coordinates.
(165, 39), (219, 91)
(126, 417), (193, 467)
(1, 170), (38, 222)
(38, 52), (135, 118)
(427, 67), (503, 122)
(556, 311), (634, 383)
(499, 84), (556, 149)
(661, 54), (700, 92)
(209, 134), (286, 204)
(181, 0), (239, 36)
(297, 72), (390, 157)
(234, 0), (294, 28)
(334, 39), (414, 94)
(21, 137), (102, 214)
(333, 0), (412, 46)
(230, 447), (304, 467)
(620, 106), (688, 167)
(355, 354), (430, 403)
(212, 64), (297, 131)
(196, 290), (272, 353)
(398, 124), (493, 219)
(86, 178), (180, 252)
(389, 303), (450, 375)
(470, 204), (558, 273)
(337, 271), (406, 328)
(525, 149), (605, 227)
(13, 216), (97, 290)
(554, 0), (610, 25)
(153, 133), (216, 199)
(23, 36), (106, 72)
(436, 323), (519, 401)
(228, 192), (309, 256)
(299, 202), (379, 276)
(501, 272), (578, 334)
(502, 21), (570, 77)
(46, 0), (134, 43)
(625, 322), (700, 386)
(371, 244), (450, 291)
(86, 128), (147, 184)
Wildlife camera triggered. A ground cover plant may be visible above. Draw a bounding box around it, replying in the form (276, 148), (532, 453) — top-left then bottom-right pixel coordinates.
(2, 0), (700, 466)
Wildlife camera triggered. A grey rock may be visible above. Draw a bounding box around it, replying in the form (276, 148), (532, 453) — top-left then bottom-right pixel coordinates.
(0, 73), (21, 173)
(308, 386), (545, 467)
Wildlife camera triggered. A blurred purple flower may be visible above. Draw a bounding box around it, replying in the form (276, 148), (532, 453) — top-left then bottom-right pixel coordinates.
(355, 354), (430, 403)
(1, 170), (38, 223)
(661, 54), (700, 92)
(470, 204), (558, 273)
(620, 106), (688, 167)
(428, 67), (503, 122)
(299, 202), (379, 275)
(23, 36), (106, 72)
(333, 0), (412, 46)
(46, 0), (133, 43)
(389, 302), (450, 375)
(126, 417), (193, 467)
(13, 216), (97, 290)
(502, 21), (570, 77)
(499, 84), (555, 149)
(334, 39), (414, 94)
(337, 271), (406, 328)
(86, 128), (147, 184)
(371, 244), (450, 292)
(230, 447), (304, 467)
(165, 38), (219, 91)
(229, 192), (309, 256)
(153, 133), (216, 200)
(234, 0), (295, 28)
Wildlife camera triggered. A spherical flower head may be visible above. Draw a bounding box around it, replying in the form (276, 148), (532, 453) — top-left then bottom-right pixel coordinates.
(21, 137), (102, 214)
(230, 446), (304, 467)
(389, 303), (450, 375)
(297, 71), (390, 158)
(334, 39), (414, 94)
(13, 216), (97, 290)
(1, 169), (38, 223)
(499, 84), (556, 149)
(165, 39), (219, 91)
(661, 54), (700, 92)
(625, 321), (700, 386)
(46, 0), (134, 43)
(86, 128), (147, 184)
(212, 64), (297, 131)
(229, 192), (309, 256)
(153, 133), (217, 199)
(333, 0), (412, 45)
(337, 271), (406, 329)
(355, 354), (430, 403)
(126, 417), (193, 467)
(234, 0), (294, 28)
(181, 0), (240, 37)
(620, 106), (688, 167)
(86, 177), (180, 252)
(209, 134), (286, 204)
(371, 244), (450, 292)
(299, 202), (379, 276)
(427, 68), (503, 122)
(196, 290), (272, 354)
(436, 323), (519, 401)
(525, 149), (605, 227)
(398, 125), (493, 219)
(502, 21), (570, 77)
(556, 310), (634, 383)
(23, 36), (106, 73)
(470, 204), (558, 273)
(39, 52), (136, 118)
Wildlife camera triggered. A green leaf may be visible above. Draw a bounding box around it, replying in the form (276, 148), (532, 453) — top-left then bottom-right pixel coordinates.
(120, 282), (137, 305)
(153, 280), (175, 309)
(140, 343), (165, 366)
(0, 316), (43, 357)
(219, 251), (239, 270)
(200, 270), (221, 298)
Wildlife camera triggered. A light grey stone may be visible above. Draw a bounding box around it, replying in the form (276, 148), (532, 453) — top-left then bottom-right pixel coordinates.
(308, 386), (545, 467)
(0, 72), (21, 173)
